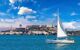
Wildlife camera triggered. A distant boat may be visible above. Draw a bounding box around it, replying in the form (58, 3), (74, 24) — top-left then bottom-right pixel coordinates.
(46, 10), (74, 44)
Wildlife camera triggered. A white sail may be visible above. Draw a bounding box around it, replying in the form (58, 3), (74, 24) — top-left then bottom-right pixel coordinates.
(57, 15), (67, 38)
(46, 9), (74, 44)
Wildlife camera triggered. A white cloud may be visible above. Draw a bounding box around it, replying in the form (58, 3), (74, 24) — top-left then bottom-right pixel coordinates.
(18, 0), (22, 2)
(26, 16), (36, 19)
(7, 6), (20, 13)
(5, 19), (15, 23)
(63, 21), (80, 31)
(63, 21), (76, 29)
(0, 19), (4, 22)
(0, 12), (11, 17)
(9, 0), (22, 12)
(30, 18), (54, 27)
(0, 19), (15, 28)
(0, 12), (16, 19)
(0, 18), (15, 23)
(18, 7), (36, 15)
(9, 0), (16, 4)
(13, 6), (18, 9)
(33, 11), (37, 13)
(14, 17), (32, 27)
(71, 12), (77, 16)
(78, 2), (80, 6)
(0, 12), (33, 27)
(0, 17), (32, 28)
(0, 12), (8, 15)
(53, 13), (58, 17)
(9, 0), (23, 4)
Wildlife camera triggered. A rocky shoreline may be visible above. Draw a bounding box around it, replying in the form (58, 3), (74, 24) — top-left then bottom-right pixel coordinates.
(0, 25), (80, 35)
(0, 30), (79, 36)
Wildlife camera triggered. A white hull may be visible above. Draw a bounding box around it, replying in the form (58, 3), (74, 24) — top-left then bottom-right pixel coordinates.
(46, 39), (74, 44)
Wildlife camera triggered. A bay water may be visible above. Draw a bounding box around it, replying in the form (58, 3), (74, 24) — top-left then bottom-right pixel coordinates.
(0, 35), (79, 50)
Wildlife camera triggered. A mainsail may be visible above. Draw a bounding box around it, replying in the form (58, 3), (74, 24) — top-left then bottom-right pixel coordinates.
(46, 10), (74, 44)
(57, 14), (67, 38)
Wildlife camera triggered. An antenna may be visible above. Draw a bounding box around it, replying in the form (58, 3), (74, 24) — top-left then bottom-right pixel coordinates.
(57, 8), (59, 16)
(57, 8), (60, 26)
(57, 8), (59, 20)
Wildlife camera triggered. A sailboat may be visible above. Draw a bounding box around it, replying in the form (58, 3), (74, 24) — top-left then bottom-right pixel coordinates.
(46, 11), (75, 44)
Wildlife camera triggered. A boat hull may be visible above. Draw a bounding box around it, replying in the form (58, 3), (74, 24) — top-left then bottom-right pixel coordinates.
(46, 39), (75, 44)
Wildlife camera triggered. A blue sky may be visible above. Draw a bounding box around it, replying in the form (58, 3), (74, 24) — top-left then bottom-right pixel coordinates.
(0, 0), (80, 30)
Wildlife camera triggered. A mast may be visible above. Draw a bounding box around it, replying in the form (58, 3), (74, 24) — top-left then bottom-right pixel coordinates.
(57, 9), (67, 38)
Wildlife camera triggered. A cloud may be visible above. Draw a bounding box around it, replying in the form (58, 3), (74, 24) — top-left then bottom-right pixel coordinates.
(9, 0), (16, 4)
(70, 12), (77, 16)
(63, 21), (76, 29)
(18, 7), (36, 15)
(0, 12), (16, 19)
(9, 0), (23, 4)
(77, 2), (80, 6)
(0, 12), (34, 28)
(26, 16), (36, 19)
(0, 17), (32, 28)
(9, 0), (21, 10)
(0, 12), (11, 18)
(53, 13), (58, 17)
(0, 19), (15, 23)
(0, 19), (15, 28)
(63, 21), (80, 31)
(14, 17), (32, 27)
(18, 0), (22, 2)
(0, 12), (8, 15)
(30, 18), (55, 27)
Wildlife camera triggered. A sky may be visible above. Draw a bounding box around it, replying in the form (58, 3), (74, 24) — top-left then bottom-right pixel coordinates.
(0, 0), (80, 30)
